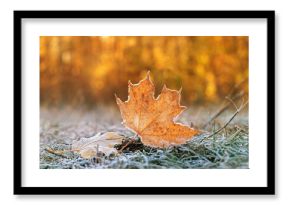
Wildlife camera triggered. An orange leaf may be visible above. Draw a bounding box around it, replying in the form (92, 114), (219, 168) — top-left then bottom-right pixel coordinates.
(115, 71), (201, 148)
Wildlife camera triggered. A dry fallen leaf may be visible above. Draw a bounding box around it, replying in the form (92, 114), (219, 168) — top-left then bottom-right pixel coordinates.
(115, 71), (201, 148)
(72, 132), (124, 159)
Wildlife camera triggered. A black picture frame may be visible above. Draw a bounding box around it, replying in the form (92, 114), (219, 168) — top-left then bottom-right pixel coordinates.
(14, 10), (275, 195)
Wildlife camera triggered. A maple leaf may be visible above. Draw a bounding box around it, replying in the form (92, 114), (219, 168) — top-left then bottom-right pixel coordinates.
(115, 71), (201, 148)
(72, 132), (124, 159)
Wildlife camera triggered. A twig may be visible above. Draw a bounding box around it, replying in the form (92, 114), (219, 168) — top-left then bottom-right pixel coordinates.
(225, 96), (238, 111)
(200, 100), (248, 142)
(202, 91), (244, 128)
(203, 78), (247, 129)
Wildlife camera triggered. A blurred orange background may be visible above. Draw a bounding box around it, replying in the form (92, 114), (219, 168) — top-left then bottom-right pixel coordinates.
(40, 36), (248, 107)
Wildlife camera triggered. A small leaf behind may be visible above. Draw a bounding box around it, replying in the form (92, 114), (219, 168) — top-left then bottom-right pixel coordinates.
(72, 132), (124, 159)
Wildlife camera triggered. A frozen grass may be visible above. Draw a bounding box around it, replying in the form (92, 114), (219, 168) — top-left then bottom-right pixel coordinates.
(40, 106), (248, 169)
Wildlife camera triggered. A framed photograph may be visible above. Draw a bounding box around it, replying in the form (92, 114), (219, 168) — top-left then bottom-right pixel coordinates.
(14, 10), (275, 195)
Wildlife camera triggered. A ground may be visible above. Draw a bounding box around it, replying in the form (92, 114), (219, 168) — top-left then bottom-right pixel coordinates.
(40, 105), (249, 169)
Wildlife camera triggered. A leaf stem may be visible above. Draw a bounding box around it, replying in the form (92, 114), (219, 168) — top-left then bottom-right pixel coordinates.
(119, 134), (138, 152)
(44, 148), (69, 158)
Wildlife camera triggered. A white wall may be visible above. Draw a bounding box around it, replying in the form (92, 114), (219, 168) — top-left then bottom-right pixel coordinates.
(0, 0), (287, 204)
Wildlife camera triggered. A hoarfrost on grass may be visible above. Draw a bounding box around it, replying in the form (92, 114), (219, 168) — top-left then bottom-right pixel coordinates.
(40, 106), (248, 169)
